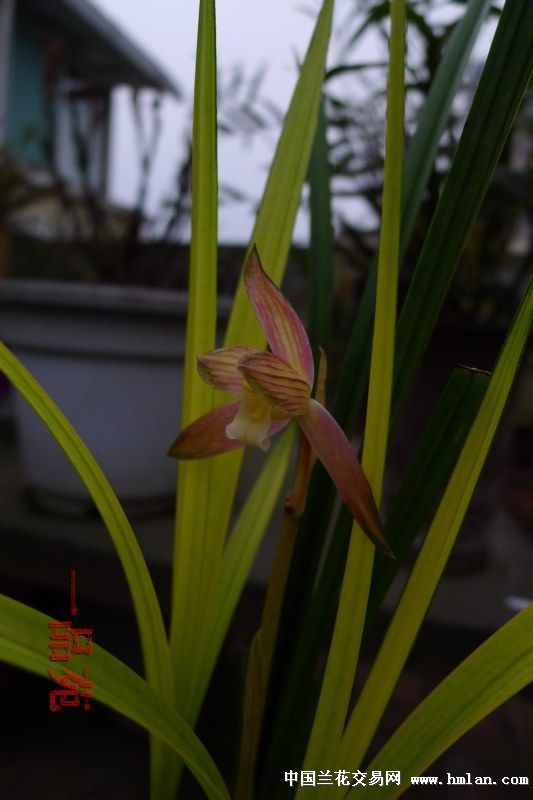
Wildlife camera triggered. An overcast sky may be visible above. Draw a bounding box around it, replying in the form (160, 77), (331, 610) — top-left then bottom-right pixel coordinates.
(90, 0), (497, 244)
(91, 0), (324, 243)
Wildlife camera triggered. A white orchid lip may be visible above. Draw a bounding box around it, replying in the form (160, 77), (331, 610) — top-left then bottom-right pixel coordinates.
(225, 389), (273, 451)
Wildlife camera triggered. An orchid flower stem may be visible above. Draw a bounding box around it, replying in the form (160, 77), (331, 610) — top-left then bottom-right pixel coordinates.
(235, 433), (314, 800)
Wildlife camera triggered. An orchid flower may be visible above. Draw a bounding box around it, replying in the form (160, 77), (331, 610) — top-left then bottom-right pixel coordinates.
(169, 247), (390, 553)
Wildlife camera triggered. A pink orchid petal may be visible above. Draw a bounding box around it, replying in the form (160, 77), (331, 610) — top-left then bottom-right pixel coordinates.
(168, 401), (244, 459)
(168, 402), (289, 460)
(244, 246), (314, 386)
(269, 419), (290, 437)
(197, 345), (256, 392)
(239, 351), (311, 416)
(298, 399), (390, 553)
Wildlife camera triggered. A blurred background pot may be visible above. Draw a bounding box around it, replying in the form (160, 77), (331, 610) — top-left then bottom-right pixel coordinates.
(0, 279), (230, 515)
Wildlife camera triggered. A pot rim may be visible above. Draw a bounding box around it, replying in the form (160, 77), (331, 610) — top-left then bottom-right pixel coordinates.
(0, 279), (233, 318)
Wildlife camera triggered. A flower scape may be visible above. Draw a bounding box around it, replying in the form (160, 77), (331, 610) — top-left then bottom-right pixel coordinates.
(169, 246), (390, 553)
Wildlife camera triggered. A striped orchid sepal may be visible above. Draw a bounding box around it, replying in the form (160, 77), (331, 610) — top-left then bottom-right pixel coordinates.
(169, 246), (391, 554)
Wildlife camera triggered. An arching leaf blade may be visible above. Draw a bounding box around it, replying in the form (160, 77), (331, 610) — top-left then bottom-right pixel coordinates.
(0, 594), (229, 800)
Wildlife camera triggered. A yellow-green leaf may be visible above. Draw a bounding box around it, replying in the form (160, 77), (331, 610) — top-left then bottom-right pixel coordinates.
(0, 343), (172, 702)
(168, 0), (336, 739)
(338, 281), (533, 775)
(0, 594), (229, 800)
(204, 0), (336, 581)
(170, 0), (218, 725)
(298, 2), (406, 788)
(225, 0), (335, 350)
(0, 341), (175, 800)
(187, 427), (295, 726)
(347, 606), (533, 799)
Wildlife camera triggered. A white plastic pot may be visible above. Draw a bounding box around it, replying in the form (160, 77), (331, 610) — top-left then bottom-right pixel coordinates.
(0, 279), (230, 515)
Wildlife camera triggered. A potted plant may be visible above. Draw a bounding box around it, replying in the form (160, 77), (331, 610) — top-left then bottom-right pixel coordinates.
(0, 274), (230, 513)
(0, 1), (531, 799)
(0, 61), (272, 513)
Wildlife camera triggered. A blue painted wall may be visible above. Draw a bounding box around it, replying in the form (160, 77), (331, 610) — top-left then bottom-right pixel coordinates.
(7, 15), (50, 169)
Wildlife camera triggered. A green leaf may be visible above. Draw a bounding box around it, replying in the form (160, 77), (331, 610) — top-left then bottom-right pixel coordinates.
(297, 2), (406, 788)
(170, 0), (219, 728)
(226, 0), (335, 333)
(401, 0), (492, 251)
(204, 0), (336, 560)
(0, 343), (172, 696)
(308, 98), (334, 357)
(181, 427), (294, 729)
(270, 0), (496, 680)
(337, 281), (533, 773)
(177, 3), (218, 429)
(268, 1), (532, 744)
(263, 365), (489, 780)
(261, 293), (502, 791)
(369, 366), (489, 618)
(0, 594), (229, 800)
(334, 0), (495, 430)
(346, 606), (533, 799)
(392, 0), (533, 424)
(235, 433), (307, 800)
(0, 343), (176, 800)
(168, 2), (337, 751)
(345, 1), (391, 49)
(325, 62), (387, 82)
